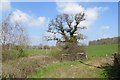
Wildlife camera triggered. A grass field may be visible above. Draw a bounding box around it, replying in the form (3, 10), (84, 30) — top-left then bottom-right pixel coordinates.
(2, 44), (119, 78)
(24, 49), (50, 56)
(87, 44), (119, 59)
(29, 44), (119, 78)
(25, 44), (119, 59)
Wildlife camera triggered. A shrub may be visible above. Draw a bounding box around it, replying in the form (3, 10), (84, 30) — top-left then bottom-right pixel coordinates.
(2, 46), (27, 61)
(48, 47), (62, 60)
(113, 53), (120, 69)
(62, 44), (86, 54)
(2, 50), (19, 61)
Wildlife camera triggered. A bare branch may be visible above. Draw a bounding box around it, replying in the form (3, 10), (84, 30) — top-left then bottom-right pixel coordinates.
(47, 12), (86, 46)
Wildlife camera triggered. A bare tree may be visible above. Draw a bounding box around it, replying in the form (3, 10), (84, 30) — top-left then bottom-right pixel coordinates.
(1, 13), (29, 50)
(47, 13), (87, 54)
(1, 14), (13, 50)
(1, 13), (29, 60)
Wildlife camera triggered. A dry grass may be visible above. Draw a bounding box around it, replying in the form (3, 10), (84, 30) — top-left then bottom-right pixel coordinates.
(2, 54), (59, 78)
(86, 57), (113, 67)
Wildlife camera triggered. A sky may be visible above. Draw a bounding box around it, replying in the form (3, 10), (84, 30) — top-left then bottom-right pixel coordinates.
(0, 0), (119, 46)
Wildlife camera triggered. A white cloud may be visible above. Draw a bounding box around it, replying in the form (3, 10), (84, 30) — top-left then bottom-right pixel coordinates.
(56, 2), (85, 14)
(79, 7), (100, 27)
(11, 10), (29, 23)
(85, 7), (99, 21)
(0, 0), (11, 12)
(30, 17), (46, 27)
(101, 34), (110, 38)
(10, 9), (46, 27)
(101, 26), (110, 30)
(55, 0), (118, 2)
(56, 2), (108, 28)
(98, 25), (110, 38)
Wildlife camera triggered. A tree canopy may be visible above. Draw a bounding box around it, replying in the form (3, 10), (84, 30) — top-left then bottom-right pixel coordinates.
(47, 13), (87, 49)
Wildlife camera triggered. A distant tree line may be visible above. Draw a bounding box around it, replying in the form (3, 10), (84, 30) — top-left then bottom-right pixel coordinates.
(27, 45), (51, 49)
(89, 37), (120, 46)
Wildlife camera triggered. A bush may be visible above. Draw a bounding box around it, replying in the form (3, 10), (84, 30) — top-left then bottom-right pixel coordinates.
(102, 53), (120, 78)
(113, 53), (120, 67)
(63, 43), (86, 54)
(58, 43), (87, 61)
(2, 46), (27, 61)
(49, 44), (87, 61)
(2, 50), (19, 61)
(48, 47), (62, 60)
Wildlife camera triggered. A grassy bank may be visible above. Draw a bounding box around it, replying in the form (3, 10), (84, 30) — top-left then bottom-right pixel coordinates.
(30, 57), (112, 78)
(29, 44), (119, 78)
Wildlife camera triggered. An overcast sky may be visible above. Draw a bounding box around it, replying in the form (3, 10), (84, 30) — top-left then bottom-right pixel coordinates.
(1, 1), (118, 46)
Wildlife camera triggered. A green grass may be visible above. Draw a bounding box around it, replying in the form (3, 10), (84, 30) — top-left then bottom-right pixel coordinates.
(25, 44), (119, 58)
(87, 44), (119, 59)
(29, 60), (104, 78)
(24, 47), (61, 57)
(29, 44), (119, 78)
(30, 61), (87, 78)
(24, 49), (49, 56)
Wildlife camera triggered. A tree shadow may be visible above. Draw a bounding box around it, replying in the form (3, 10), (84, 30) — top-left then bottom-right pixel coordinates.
(79, 60), (120, 79)
(100, 64), (120, 79)
(79, 60), (101, 68)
